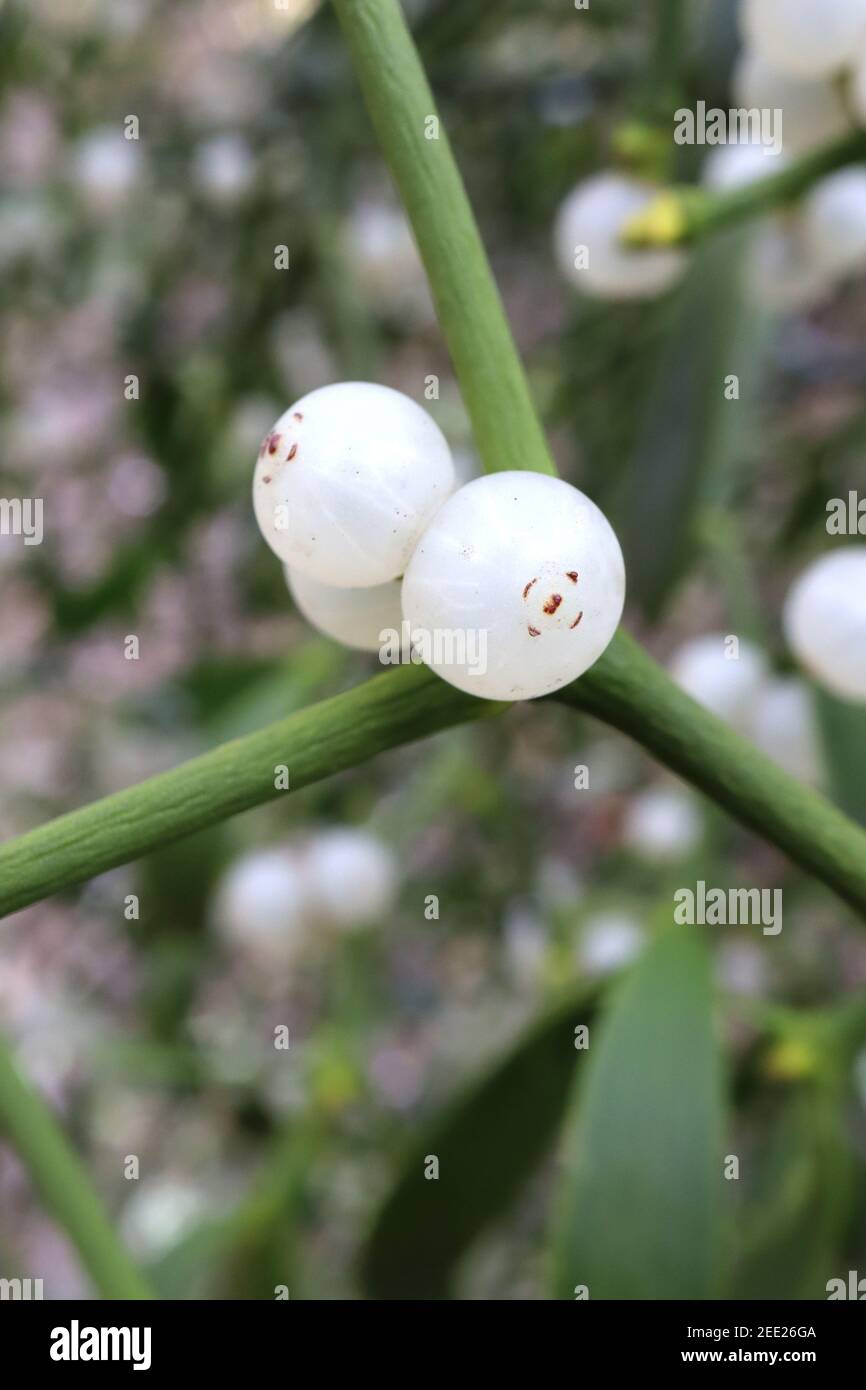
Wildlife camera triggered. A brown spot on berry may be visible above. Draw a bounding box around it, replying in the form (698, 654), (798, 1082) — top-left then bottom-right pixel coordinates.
(570, 611), (584, 630)
(543, 593), (563, 615)
(287, 442), (298, 460)
(262, 475), (272, 484)
(566, 571), (578, 583)
(267, 433), (281, 456)
(523, 578), (538, 600)
(293, 411), (303, 421)
(528, 625), (541, 637)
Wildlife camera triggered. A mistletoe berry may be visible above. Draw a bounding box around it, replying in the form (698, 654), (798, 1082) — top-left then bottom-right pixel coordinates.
(554, 172), (687, 301)
(742, 0), (866, 80)
(783, 548), (866, 702)
(285, 566), (403, 653)
(401, 471), (626, 701)
(802, 170), (866, 278)
(303, 828), (398, 930)
(253, 381), (456, 587)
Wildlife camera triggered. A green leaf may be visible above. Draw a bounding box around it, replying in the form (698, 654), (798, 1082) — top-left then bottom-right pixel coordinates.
(728, 1091), (849, 1300)
(360, 986), (601, 1300)
(624, 229), (768, 619)
(552, 927), (724, 1299)
(814, 687), (866, 828)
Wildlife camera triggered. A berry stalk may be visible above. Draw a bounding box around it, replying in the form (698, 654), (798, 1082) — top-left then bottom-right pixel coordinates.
(623, 129), (866, 247)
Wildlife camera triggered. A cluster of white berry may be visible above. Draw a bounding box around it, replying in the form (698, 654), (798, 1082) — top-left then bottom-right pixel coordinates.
(253, 381), (626, 702)
(783, 547), (866, 703)
(213, 827), (398, 967)
(554, 0), (866, 308)
(669, 633), (823, 783)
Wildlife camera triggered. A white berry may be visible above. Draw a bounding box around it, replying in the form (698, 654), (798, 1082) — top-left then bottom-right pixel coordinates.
(783, 548), (866, 701)
(553, 172), (687, 301)
(733, 51), (852, 154)
(401, 471), (625, 702)
(802, 169), (866, 277)
(852, 49), (866, 124)
(252, 382), (456, 587)
(303, 828), (398, 930)
(669, 634), (769, 729)
(577, 912), (644, 977)
(212, 849), (310, 964)
(346, 198), (434, 324)
(71, 126), (143, 210)
(702, 142), (789, 192)
(621, 785), (702, 863)
(749, 219), (834, 313)
(285, 565), (402, 653)
(748, 678), (822, 784)
(742, 0), (866, 79)
(192, 134), (254, 206)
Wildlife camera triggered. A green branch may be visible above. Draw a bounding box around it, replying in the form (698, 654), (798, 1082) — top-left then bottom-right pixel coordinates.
(562, 633), (866, 918)
(1, 638), (865, 923)
(2, 0), (866, 933)
(330, 0), (556, 477)
(0, 1036), (153, 1298)
(623, 129), (866, 247)
(0, 665), (498, 922)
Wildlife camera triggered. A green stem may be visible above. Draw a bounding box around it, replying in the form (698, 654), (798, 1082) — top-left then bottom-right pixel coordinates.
(0, 665), (499, 921)
(624, 129), (866, 247)
(2, 635), (866, 923)
(559, 632), (866, 917)
(2, 0), (866, 932)
(330, 0), (556, 477)
(0, 1036), (153, 1298)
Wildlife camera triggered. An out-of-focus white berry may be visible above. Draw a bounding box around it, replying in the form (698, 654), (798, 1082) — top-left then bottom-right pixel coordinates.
(741, 0), (866, 79)
(669, 634), (769, 728)
(577, 912), (644, 976)
(285, 565), (403, 653)
(401, 471), (626, 702)
(121, 1178), (207, 1259)
(734, 51), (852, 154)
(852, 50), (866, 124)
(553, 172), (687, 300)
(748, 677), (823, 784)
(802, 169), (866, 277)
(192, 133), (254, 205)
(702, 141), (788, 191)
(502, 902), (548, 990)
(716, 940), (770, 997)
(303, 828), (398, 930)
(71, 127), (142, 210)
(346, 199), (434, 323)
(783, 548), (866, 701)
(748, 219), (834, 313)
(253, 382), (455, 587)
(212, 848), (311, 964)
(621, 785), (702, 863)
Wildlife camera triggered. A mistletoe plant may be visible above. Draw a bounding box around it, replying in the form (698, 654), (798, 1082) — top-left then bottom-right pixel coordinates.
(2, 0), (866, 1301)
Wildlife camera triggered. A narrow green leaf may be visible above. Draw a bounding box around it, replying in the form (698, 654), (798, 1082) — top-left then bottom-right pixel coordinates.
(360, 986), (601, 1300)
(625, 229), (767, 618)
(552, 928), (724, 1299)
(814, 687), (866, 828)
(729, 1092), (849, 1300)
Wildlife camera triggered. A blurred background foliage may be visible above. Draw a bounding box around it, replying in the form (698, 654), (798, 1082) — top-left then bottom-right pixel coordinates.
(1, 0), (865, 1300)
